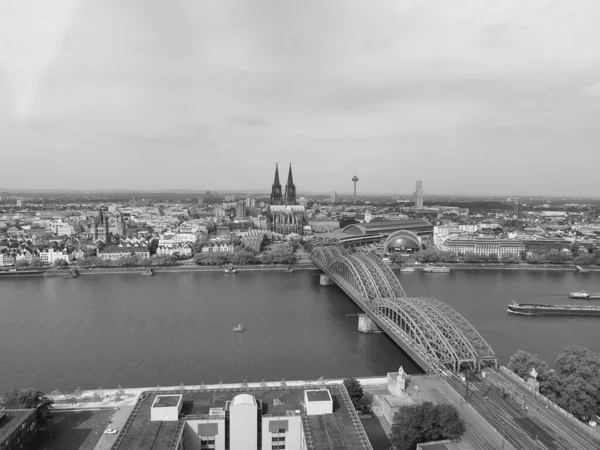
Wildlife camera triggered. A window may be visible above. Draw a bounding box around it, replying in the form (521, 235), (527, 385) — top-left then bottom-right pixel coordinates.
(272, 436), (285, 441)
(272, 445), (285, 450)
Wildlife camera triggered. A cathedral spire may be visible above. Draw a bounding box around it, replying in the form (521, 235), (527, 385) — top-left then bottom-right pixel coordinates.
(273, 162), (281, 187)
(270, 163), (283, 205)
(284, 163), (296, 205)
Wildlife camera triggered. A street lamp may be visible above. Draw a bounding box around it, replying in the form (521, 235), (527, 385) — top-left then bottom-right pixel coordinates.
(414, 386), (420, 403)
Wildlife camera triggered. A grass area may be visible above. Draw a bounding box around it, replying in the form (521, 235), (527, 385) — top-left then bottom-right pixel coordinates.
(37, 409), (116, 450)
(360, 416), (392, 450)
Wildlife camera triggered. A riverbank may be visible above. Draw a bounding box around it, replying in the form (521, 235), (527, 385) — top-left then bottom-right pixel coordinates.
(393, 263), (600, 272)
(2, 261), (599, 277)
(0, 262), (320, 277)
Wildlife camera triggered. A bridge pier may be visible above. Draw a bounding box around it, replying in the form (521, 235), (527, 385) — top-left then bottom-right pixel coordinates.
(358, 314), (382, 333)
(319, 274), (335, 286)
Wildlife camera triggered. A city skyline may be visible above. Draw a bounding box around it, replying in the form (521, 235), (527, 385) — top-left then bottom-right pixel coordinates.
(1, 1), (600, 195)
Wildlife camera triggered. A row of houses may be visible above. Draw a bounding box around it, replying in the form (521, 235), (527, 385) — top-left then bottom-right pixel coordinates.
(156, 245), (192, 257)
(0, 247), (80, 266)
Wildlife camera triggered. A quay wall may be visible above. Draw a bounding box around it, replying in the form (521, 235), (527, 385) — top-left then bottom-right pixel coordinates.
(0, 263), (319, 277)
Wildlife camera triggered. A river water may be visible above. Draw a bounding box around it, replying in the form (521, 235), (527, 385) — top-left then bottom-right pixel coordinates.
(0, 269), (599, 392)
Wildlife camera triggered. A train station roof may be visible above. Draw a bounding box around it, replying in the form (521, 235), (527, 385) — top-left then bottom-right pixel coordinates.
(342, 219), (433, 236)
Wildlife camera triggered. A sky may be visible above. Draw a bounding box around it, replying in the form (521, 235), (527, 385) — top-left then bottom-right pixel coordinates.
(1, 0), (599, 196)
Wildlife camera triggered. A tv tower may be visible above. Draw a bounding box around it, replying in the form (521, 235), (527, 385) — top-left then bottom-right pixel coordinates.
(352, 167), (359, 204)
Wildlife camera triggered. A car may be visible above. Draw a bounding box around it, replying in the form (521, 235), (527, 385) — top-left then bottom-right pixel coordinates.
(104, 429), (118, 435)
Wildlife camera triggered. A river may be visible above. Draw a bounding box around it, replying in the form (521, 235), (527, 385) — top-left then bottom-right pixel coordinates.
(0, 269), (598, 393)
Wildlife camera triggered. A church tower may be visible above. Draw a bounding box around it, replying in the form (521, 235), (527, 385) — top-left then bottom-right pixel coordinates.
(270, 163), (283, 205)
(284, 163), (296, 205)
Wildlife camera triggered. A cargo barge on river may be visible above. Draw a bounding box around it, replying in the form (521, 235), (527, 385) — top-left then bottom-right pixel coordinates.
(507, 301), (600, 316)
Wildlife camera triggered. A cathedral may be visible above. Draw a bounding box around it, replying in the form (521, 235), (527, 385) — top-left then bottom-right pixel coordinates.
(92, 209), (127, 242)
(268, 163), (305, 235)
(93, 209), (109, 242)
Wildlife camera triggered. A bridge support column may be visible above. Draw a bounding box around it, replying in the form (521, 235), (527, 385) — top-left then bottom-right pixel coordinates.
(319, 274), (334, 286)
(358, 314), (382, 333)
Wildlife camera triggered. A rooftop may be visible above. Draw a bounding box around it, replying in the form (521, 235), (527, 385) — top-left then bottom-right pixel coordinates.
(152, 395), (181, 408)
(306, 389), (332, 402)
(0, 409), (35, 444)
(343, 219), (433, 236)
(116, 385), (369, 450)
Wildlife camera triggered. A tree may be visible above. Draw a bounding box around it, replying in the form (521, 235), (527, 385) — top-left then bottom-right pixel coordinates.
(574, 253), (595, 266)
(390, 253), (407, 264)
(15, 259), (29, 268)
(262, 243), (295, 264)
(390, 402), (465, 450)
(53, 259), (69, 268)
(2, 388), (53, 422)
(500, 253), (520, 264)
(415, 248), (441, 264)
(29, 257), (43, 268)
(519, 250), (528, 261)
(343, 378), (364, 407)
(507, 350), (550, 379)
(230, 248), (257, 265)
(488, 253), (499, 263)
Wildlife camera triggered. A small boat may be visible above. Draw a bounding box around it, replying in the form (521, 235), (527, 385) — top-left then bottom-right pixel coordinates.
(63, 268), (79, 279)
(284, 265), (293, 273)
(568, 291), (600, 299)
(141, 267), (154, 276)
(400, 267), (415, 272)
(224, 264), (237, 274)
(422, 265), (450, 273)
(233, 324), (244, 332)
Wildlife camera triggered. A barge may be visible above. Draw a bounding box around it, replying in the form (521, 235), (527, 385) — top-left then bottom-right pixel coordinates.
(507, 301), (600, 316)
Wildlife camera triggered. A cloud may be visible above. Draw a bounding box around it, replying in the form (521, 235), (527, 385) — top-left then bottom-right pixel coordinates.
(585, 81), (600, 96)
(0, 0), (600, 194)
(228, 116), (268, 127)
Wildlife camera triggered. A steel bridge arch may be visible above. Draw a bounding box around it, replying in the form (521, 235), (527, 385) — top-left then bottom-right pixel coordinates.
(310, 246), (348, 267)
(367, 297), (461, 369)
(309, 245), (497, 371)
(362, 253), (407, 297)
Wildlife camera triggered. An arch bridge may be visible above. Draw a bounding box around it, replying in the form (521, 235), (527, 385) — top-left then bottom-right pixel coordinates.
(309, 245), (496, 373)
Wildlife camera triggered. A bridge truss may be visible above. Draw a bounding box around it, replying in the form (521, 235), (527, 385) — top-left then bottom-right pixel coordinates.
(309, 245), (497, 372)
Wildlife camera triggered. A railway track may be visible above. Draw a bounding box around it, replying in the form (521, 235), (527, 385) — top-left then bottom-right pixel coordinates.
(443, 372), (545, 449)
(429, 388), (496, 450)
(486, 370), (600, 450)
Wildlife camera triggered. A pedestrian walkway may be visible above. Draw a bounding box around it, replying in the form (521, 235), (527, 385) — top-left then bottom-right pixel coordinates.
(93, 406), (134, 450)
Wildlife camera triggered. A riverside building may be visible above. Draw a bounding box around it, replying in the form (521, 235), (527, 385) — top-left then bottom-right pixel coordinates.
(0, 409), (37, 450)
(114, 384), (369, 450)
(441, 237), (525, 256)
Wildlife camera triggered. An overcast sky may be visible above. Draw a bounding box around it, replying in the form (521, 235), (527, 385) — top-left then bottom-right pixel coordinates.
(1, 0), (599, 196)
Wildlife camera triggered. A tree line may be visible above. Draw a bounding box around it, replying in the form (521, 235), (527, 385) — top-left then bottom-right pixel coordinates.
(193, 243), (296, 266)
(508, 346), (600, 421)
(390, 248), (600, 265)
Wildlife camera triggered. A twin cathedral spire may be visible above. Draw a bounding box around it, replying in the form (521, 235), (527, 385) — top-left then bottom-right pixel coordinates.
(270, 163), (296, 205)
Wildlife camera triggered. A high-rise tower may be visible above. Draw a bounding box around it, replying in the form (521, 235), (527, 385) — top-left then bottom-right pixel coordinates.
(284, 164), (296, 205)
(352, 169), (359, 204)
(270, 163), (283, 205)
(413, 180), (424, 209)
